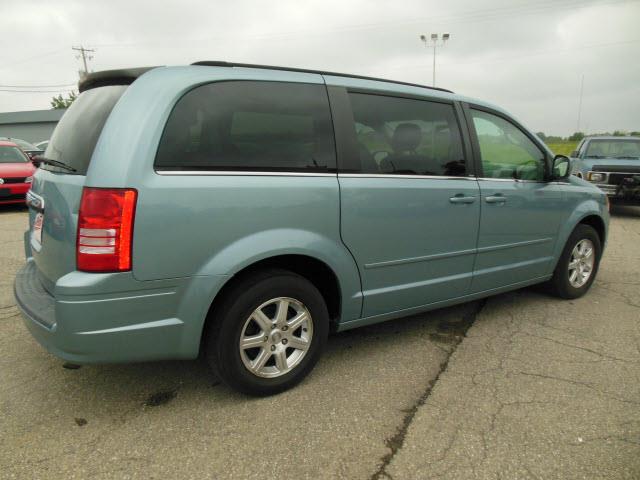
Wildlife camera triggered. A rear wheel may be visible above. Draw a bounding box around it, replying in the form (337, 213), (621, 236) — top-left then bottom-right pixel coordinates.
(205, 270), (329, 396)
(548, 224), (601, 299)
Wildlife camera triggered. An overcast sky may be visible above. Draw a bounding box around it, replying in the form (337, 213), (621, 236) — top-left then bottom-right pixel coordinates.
(1, 0), (638, 136)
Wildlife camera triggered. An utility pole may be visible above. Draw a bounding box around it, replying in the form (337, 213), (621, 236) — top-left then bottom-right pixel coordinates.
(420, 33), (450, 87)
(72, 46), (95, 79)
(576, 74), (585, 133)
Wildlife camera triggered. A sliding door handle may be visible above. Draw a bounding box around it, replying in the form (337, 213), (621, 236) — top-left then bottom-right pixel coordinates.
(485, 194), (507, 204)
(449, 194), (476, 204)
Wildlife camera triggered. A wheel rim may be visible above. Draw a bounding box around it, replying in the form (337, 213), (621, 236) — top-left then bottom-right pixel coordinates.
(568, 239), (595, 288)
(239, 297), (313, 378)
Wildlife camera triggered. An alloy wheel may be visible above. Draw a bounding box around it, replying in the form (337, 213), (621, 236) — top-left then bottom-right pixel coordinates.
(239, 297), (313, 378)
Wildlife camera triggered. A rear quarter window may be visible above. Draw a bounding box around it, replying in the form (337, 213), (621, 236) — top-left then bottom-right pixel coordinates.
(44, 85), (127, 175)
(154, 81), (336, 172)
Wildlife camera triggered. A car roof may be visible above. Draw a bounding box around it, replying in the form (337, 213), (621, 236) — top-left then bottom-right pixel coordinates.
(78, 63), (515, 123)
(79, 62), (454, 95)
(585, 136), (640, 141)
(0, 140), (19, 147)
(0, 137), (38, 148)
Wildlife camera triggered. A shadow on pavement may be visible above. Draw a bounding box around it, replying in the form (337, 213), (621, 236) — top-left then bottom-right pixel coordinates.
(610, 203), (640, 218)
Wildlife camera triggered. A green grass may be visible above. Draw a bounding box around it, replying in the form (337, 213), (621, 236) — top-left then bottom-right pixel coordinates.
(546, 141), (578, 156)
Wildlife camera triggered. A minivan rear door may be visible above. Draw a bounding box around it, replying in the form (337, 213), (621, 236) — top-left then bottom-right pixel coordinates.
(327, 83), (480, 318)
(27, 85), (127, 289)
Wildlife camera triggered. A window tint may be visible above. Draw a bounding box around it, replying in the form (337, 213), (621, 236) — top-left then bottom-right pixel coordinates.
(0, 146), (29, 164)
(155, 81), (336, 172)
(44, 85), (127, 175)
(348, 93), (466, 176)
(471, 109), (546, 181)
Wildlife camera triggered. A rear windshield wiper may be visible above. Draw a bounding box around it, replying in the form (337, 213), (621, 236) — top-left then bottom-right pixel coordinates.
(33, 156), (77, 172)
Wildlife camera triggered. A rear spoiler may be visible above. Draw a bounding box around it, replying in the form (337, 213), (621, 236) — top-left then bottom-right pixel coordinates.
(78, 67), (160, 93)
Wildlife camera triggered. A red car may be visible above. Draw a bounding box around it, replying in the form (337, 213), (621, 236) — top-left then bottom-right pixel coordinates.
(0, 140), (36, 205)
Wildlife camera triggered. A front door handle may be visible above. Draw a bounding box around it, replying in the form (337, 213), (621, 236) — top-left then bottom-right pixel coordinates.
(485, 194), (507, 204)
(449, 194), (476, 204)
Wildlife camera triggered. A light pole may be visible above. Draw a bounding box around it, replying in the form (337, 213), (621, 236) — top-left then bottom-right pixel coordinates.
(420, 33), (450, 87)
(576, 74), (585, 133)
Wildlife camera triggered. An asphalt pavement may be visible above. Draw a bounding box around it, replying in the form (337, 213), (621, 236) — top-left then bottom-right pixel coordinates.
(1, 204), (638, 479)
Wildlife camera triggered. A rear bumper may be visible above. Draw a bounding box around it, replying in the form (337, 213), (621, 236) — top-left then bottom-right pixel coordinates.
(14, 259), (227, 364)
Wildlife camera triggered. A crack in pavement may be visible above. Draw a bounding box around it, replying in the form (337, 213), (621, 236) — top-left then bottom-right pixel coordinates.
(370, 299), (487, 480)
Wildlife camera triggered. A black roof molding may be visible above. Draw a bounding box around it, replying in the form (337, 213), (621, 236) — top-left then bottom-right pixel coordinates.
(192, 61), (454, 94)
(78, 67), (160, 92)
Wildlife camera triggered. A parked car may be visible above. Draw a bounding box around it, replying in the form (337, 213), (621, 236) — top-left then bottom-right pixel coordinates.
(35, 140), (49, 151)
(571, 136), (640, 203)
(14, 63), (609, 396)
(0, 140), (35, 205)
(0, 137), (44, 160)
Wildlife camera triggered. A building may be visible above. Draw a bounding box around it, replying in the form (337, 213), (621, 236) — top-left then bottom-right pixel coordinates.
(0, 109), (66, 144)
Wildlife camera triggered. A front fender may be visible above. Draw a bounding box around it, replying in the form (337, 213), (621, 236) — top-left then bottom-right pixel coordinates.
(551, 198), (608, 269)
(196, 228), (363, 322)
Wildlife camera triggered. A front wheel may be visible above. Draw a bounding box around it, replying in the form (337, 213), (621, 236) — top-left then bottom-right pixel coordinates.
(548, 224), (602, 299)
(205, 270), (329, 396)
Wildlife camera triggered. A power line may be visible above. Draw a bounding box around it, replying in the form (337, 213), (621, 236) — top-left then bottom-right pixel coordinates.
(0, 48), (67, 71)
(363, 37), (640, 75)
(91, 0), (638, 48)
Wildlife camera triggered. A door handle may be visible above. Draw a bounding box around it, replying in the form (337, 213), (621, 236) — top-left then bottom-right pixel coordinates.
(449, 194), (476, 204)
(485, 194), (507, 204)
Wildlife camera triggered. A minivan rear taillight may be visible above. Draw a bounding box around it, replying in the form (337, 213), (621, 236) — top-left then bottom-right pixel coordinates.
(77, 188), (137, 272)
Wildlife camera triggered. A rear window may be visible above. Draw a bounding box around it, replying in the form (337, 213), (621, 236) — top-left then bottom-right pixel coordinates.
(154, 81), (336, 172)
(44, 85), (126, 175)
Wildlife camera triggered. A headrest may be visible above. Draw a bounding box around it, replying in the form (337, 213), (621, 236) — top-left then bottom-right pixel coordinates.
(588, 144), (604, 156)
(620, 143), (639, 155)
(392, 123), (422, 152)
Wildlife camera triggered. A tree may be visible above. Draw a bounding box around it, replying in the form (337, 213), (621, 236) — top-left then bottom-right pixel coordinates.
(630, 131), (640, 137)
(535, 131), (547, 141)
(612, 130), (627, 137)
(50, 91), (77, 109)
(568, 131), (585, 142)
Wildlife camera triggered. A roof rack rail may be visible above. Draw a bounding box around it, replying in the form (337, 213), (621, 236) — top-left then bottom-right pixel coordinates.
(191, 61), (454, 94)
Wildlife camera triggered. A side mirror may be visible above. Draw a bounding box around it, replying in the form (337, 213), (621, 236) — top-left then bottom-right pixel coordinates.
(570, 150), (579, 158)
(551, 154), (571, 180)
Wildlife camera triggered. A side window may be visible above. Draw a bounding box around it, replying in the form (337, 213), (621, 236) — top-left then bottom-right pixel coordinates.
(471, 109), (546, 181)
(155, 81), (336, 172)
(348, 93), (466, 176)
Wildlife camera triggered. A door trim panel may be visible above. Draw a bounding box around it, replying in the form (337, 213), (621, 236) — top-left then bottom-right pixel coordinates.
(476, 237), (553, 253)
(364, 247), (477, 269)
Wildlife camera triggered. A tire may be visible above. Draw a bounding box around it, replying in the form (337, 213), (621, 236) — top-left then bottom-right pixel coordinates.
(205, 269), (329, 396)
(548, 224), (601, 299)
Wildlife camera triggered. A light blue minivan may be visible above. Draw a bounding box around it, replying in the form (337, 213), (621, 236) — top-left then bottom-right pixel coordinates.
(15, 62), (609, 395)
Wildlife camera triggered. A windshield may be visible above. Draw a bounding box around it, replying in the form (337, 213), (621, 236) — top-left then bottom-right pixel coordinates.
(585, 139), (640, 159)
(0, 145), (29, 163)
(0, 137), (39, 151)
(43, 85), (127, 175)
